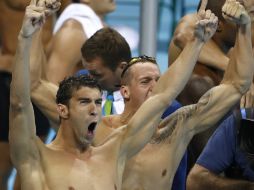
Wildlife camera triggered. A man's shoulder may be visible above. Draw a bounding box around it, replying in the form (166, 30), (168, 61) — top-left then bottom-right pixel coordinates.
(59, 19), (84, 32)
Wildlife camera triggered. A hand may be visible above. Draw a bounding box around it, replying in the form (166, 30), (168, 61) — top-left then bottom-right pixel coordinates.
(37, 0), (61, 16)
(193, 0), (218, 42)
(240, 82), (254, 108)
(20, 0), (61, 38)
(20, 0), (47, 38)
(222, 0), (251, 25)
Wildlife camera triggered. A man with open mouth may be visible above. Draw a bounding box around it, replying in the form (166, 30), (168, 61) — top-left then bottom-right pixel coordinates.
(10, 1), (254, 190)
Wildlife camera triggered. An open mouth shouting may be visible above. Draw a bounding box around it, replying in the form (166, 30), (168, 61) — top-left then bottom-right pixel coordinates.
(88, 122), (97, 137)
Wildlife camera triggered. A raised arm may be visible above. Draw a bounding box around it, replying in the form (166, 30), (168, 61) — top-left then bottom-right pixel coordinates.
(9, 0), (48, 168)
(186, 4), (254, 190)
(154, 0), (254, 180)
(177, 0), (253, 136)
(119, 4), (219, 159)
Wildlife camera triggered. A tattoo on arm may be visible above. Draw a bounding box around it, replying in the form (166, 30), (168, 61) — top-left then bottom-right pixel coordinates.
(150, 105), (197, 144)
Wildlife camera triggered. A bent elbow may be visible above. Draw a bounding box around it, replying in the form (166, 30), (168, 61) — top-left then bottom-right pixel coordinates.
(173, 33), (188, 50)
(9, 94), (30, 112)
(234, 80), (252, 95)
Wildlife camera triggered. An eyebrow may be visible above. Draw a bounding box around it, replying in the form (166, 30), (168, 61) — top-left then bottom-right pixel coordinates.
(78, 98), (102, 102)
(78, 97), (91, 101)
(139, 75), (160, 80)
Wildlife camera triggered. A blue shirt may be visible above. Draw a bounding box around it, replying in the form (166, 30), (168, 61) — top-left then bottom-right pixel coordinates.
(162, 100), (187, 190)
(197, 114), (254, 181)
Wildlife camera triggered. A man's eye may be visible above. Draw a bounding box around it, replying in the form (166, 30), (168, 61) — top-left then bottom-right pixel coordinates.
(81, 100), (90, 104)
(141, 80), (149, 84)
(95, 100), (102, 105)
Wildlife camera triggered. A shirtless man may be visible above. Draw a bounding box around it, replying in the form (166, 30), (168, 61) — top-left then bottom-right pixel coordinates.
(168, 0), (254, 170)
(92, 1), (254, 189)
(46, 0), (116, 85)
(28, 1), (254, 189)
(29, 18), (187, 190)
(0, 0), (60, 188)
(9, 0), (210, 189)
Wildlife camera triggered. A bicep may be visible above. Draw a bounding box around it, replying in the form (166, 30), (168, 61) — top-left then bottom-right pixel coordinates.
(9, 101), (39, 167)
(47, 23), (86, 82)
(187, 84), (241, 133)
(49, 23), (86, 66)
(120, 96), (167, 158)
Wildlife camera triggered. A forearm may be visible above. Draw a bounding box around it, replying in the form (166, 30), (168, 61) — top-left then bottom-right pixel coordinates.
(187, 168), (254, 190)
(222, 23), (253, 94)
(193, 23), (253, 132)
(10, 34), (32, 105)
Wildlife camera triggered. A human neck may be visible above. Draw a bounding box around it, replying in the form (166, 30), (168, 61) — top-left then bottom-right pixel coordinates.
(120, 101), (140, 124)
(51, 123), (91, 155)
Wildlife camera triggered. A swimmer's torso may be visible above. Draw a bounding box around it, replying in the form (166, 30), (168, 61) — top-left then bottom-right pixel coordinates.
(122, 142), (178, 190)
(19, 135), (126, 190)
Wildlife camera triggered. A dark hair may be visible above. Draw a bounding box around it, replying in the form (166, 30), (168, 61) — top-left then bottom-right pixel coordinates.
(56, 75), (101, 105)
(197, 0), (226, 20)
(81, 27), (132, 71)
(72, 0), (80, 3)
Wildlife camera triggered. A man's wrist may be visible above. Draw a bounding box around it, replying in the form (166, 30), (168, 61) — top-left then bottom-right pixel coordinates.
(19, 30), (32, 39)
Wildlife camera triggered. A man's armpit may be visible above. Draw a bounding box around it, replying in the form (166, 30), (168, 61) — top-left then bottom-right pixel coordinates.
(150, 105), (197, 144)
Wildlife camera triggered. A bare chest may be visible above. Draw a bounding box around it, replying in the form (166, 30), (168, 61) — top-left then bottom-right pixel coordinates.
(122, 144), (175, 190)
(40, 150), (119, 190)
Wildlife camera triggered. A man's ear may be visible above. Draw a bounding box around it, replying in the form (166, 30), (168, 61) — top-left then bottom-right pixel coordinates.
(118, 62), (128, 72)
(57, 104), (69, 119)
(120, 85), (130, 100)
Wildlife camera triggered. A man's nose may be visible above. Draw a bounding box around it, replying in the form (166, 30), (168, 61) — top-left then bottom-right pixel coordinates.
(89, 102), (98, 116)
(149, 80), (157, 91)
